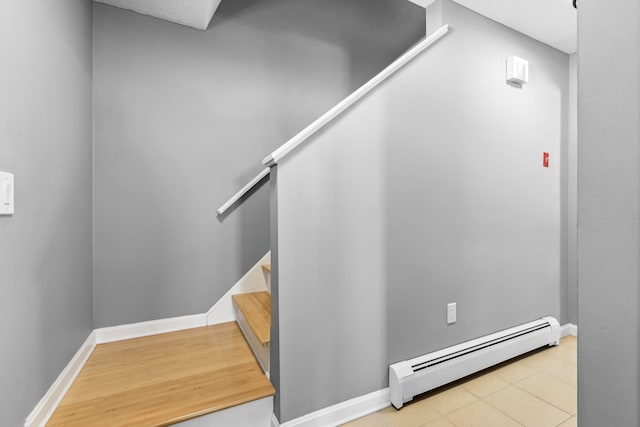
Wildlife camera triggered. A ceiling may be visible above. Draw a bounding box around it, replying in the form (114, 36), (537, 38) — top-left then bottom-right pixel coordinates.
(93, 0), (222, 30)
(409, 0), (577, 54)
(93, 0), (577, 53)
(453, 0), (577, 53)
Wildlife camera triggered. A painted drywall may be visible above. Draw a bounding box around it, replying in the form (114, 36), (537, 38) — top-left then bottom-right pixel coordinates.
(0, 0), (94, 425)
(578, 0), (640, 425)
(269, 167), (282, 420)
(273, 0), (569, 421)
(275, 106), (389, 421)
(567, 53), (577, 324)
(92, 0), (426, 327)
(386, 0), (568, 363)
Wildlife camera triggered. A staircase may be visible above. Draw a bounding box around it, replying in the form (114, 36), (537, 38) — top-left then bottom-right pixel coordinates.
(232, 263), (272, 375)
(233, 291), (271, 374)
(44, 263), (274, 427)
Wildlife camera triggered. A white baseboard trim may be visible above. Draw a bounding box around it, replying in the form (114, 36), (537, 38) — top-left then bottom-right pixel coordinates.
(207, 251), (270, 326)
(95, 313), (207, 344)
(273, 388), (390, 427)
(560, 323), (578, 337)
(25, 332), (97, 427)
(94, 251), (272, 344)
(174, 397), (273, 427)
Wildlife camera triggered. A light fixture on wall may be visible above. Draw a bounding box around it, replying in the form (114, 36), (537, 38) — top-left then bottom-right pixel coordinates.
(506, 56), (529, 87)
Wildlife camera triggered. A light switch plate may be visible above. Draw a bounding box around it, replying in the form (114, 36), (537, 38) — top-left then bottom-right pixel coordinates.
(0, 171), (15, 215)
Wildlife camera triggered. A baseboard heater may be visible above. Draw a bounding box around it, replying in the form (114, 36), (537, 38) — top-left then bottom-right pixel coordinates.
(389, 316), (560, 409)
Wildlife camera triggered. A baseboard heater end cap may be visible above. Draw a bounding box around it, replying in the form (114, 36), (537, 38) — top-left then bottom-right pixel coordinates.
(542, 315), (561, 345)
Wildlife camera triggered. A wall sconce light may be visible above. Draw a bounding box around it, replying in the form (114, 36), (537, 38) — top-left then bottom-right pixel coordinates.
(506, 56), (529, 87)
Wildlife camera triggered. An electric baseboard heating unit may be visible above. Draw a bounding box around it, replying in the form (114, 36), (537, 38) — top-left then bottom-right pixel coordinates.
(389, 316), (560, 409)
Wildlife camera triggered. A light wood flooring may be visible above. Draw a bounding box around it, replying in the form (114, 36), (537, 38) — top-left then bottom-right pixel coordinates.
(47, 322), (275, 427)
(344, 336), (577, 427)
(233, 291), (271, 346)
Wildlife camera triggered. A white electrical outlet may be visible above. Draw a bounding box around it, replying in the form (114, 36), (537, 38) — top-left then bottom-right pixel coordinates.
(447, 302), (457, 324)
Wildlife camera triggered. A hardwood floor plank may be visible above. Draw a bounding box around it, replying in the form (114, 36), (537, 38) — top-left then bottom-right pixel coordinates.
(232, 292), (271, 345)
(47, 322), (274, 427)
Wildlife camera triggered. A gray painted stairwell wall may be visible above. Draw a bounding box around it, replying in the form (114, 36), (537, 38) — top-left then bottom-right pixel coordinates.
(92, 0), (426, 327)
(273, 1), (569, 421)
(578, 0), (640, 425)
(566, 53), (577, 325)
(0, 0), (94, 425)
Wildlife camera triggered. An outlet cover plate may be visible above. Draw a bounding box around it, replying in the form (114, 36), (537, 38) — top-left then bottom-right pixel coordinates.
(447, 302), (457, 324)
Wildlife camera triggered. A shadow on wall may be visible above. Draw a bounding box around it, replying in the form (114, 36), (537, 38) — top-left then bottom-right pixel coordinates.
(208, 0), (428, 137)
(92, 0), (426, 327)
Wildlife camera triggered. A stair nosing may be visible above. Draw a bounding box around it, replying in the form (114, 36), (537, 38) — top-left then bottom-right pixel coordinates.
(232, 292), (271, 346)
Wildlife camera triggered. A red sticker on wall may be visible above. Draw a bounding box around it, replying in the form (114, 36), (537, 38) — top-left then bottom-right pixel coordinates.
(543, 152), (549, 168)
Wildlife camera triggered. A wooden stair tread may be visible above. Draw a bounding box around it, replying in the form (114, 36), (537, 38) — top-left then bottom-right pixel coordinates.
(46, 322), (275, 427)
(232, 291), (271, 346)
(262, 264), (271, 273)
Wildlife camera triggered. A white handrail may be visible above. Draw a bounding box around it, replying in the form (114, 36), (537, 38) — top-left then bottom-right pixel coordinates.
(262, 24), (449, 167)
(219, 25), (449, 216)
(216, 168), (270, 215)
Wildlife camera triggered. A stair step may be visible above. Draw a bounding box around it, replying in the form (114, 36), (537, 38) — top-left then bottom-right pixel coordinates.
(262, 264), (271, 273)
(232, 291), (271, 346)
(46, 322), (274, 427)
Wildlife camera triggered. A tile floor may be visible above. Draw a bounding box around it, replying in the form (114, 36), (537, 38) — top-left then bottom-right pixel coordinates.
(343, 336), (577, 427)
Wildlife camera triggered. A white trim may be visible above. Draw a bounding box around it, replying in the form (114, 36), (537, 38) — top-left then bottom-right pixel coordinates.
(206, 252), (271, 325)
(271, 413), (280, 427)
(217, 168), (270, 215)
(276, 389), (390, 427)
(570, 324), (578, 336)
(173, 397), (273, 427)
(95, 250), (271, 343)
(25, 332), (97, 427)
(262, 25), (449, 167)
(561, 323), (578, 337)
(95, 314), (207, 344)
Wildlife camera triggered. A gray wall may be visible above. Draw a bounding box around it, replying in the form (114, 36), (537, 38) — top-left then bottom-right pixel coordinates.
(387, 0), (568, 362)
(275, 104), (389, 421)
(567, 53), (578, 324)
(92, 0), (425, 327)
(0, 0), (94, 425)
(578, 1), (640, 425)
(273, 1), (569, 421)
